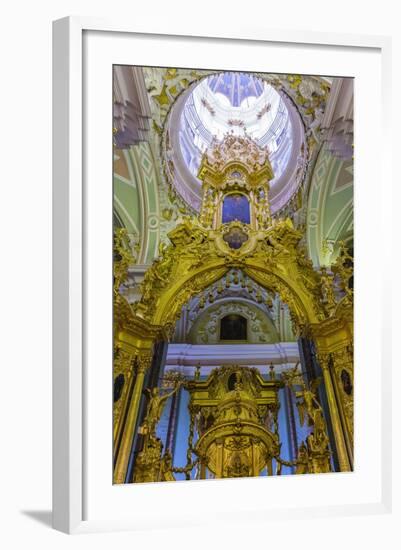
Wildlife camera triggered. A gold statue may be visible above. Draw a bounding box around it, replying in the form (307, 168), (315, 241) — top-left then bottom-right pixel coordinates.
(307, 427), (330, 455)
(134, 382), (182, 483)
(133, 433), (164, 483)
(295, 378), (324, 428)
(332, 241), (353, 298)
(160, 450), (176, 481)
(320, 266), (337, 312)
(113, 228), (136, 293)
(142, 382), (182, 436)
(284, 371), (332, 473)
(295, 442), (309, 474)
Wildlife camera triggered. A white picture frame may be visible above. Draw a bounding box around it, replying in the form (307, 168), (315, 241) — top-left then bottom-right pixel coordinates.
(52, 16), (392, 535)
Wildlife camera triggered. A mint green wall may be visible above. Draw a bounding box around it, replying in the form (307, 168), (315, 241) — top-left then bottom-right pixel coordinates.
(307, 148), (353, 267)
(113, 143), (160, 264)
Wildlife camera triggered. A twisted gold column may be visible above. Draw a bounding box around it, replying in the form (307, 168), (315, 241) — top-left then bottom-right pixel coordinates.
(318, 353), (351, 471)
(114, 351), (153, 484)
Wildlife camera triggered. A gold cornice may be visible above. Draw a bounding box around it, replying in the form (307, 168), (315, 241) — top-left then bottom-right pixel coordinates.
(114, 294), (164, 352)
(309, 314), (353, 354)
(198, 159), (274, 189)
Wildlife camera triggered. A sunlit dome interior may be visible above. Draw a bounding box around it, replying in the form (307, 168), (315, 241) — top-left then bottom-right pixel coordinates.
(179, 72), (293, 184)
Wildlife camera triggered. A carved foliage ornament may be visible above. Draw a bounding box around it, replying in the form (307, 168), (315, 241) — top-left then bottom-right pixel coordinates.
(134, 214), (327, 329)
(204, 134), (271, 173)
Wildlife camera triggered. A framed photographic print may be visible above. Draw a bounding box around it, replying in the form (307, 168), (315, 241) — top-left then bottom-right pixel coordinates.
(53, 17), (392, 535)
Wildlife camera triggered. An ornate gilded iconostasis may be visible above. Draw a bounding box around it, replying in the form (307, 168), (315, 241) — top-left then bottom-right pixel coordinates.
(113, 67), (354, 484)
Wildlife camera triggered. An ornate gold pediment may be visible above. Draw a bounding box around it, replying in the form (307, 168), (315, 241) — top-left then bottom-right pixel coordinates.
(199, 133), (273, 179)
(128, 212), (333, 331)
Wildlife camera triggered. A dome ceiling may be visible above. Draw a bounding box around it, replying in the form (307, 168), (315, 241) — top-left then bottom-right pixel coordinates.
(164, 72), (308, 213)
(179, 73), (292, 185)
(207, 72), (266, 107)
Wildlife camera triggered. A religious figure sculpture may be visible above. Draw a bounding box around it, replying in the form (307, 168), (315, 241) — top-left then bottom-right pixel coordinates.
(133, 381), (183, 483)
(133, 432), (164, 483)
(142, 382), (182, 436)
(295, 442), (309, 474)
(283, 369), (332, 474)
(307, 426), (330, 456)
(295, 380), (331, 473)
(320, 266), (337, 312)
(113, 228), (136, 293)
(295, 378), (325, 429)
(255, 195), (270, 230)
(332, 241), (353, 298)
(160, 450), (176, 482)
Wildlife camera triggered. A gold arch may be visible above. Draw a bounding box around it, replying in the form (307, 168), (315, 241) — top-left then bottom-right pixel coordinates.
(135, 218), (323, 331)
(152, 259), (320, 329)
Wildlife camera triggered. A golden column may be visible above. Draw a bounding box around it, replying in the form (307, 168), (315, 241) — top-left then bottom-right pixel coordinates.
(113, 350), (153, 484)
(318, 353), (351, 471)
(331, 347), (354, 462)
(113, 347), (135, 447)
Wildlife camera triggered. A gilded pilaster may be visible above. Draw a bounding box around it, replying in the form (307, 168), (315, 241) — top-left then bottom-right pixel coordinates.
(317, 353), (351, 471)
(331, 346), (354, 460)
(113, 347), (135, 449)
(113, 351), (153, 484)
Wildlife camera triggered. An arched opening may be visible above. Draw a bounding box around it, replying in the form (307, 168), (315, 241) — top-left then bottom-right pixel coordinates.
(220, 313), (247, 341)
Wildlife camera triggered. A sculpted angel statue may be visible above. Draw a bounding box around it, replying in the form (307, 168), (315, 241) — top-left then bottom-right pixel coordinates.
(320, 267), (337, 310)
(142, 382), (182, 435)
(295, 378), (326, 434)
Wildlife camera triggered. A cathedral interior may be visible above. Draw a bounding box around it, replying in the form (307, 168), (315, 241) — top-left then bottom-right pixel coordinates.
(112, 67), (354, 484)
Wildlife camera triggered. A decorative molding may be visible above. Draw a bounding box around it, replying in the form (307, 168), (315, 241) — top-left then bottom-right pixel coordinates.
(165, 342), (300, 373)
(113, 66), (152, 148)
